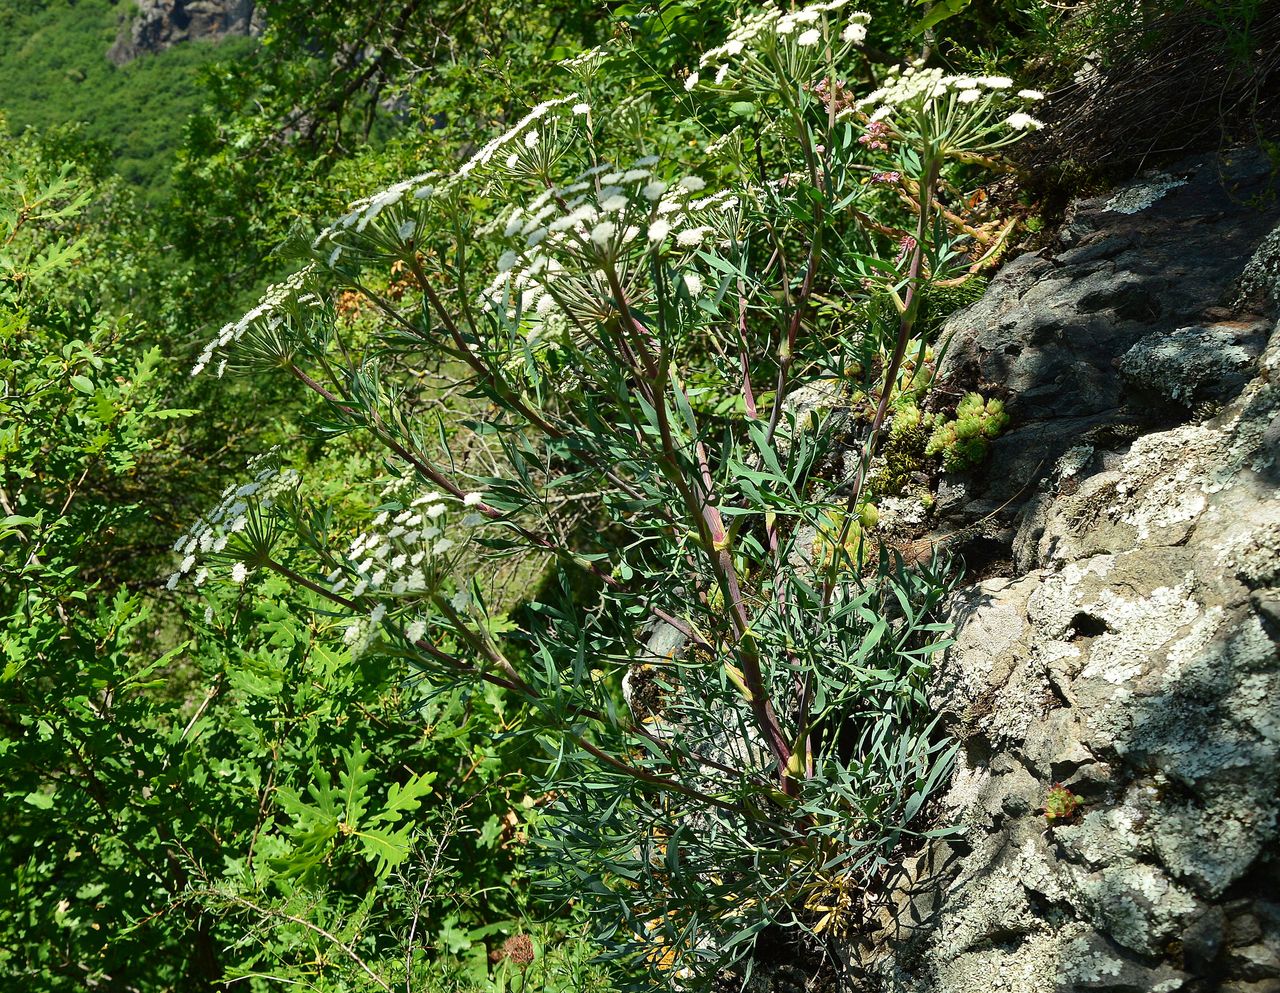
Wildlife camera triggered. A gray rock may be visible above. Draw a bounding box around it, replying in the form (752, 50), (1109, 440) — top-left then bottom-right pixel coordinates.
(108, 0), (259, 64)
(848, 159), (1280, 993)
(1118, 321), (1268, 407)
(1233, 225), (1280, 313)
(933, 148), (1279, 543)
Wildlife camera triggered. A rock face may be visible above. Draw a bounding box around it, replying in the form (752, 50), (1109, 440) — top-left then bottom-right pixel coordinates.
(108, 0), (260, 64)
(851, 153), (1280, 992)
(931, 148), (1278, 573)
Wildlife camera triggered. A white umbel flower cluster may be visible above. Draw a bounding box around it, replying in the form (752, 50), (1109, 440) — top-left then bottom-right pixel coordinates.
(331, 489), (484, 653)
(692, 0), (871, 90)
(311, 171), (438, 270)
(559, 46), (608, 76)
(480, 159), (738, 329)
(857, 67), (1044, 133)
(191, 266), (320, 378)
(313, 96), (582, 270)
(165, 453), (300, 590)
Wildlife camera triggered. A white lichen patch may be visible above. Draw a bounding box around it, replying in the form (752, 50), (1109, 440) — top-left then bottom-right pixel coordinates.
(1101, 173), (1188, 214)
(1232, 225), (1280, 308)
(941, 753), (993, 819)
(1118, 325), (1256, 405)
(1111, 426), (1219, 538)
(877, 495), (930, 529)
(1061, 934), (1125, 983)
(1151, 793), (1272, 898)
(1026, 555), (1115, 636)
(1076, 862), (1199, 955)
(1216, 520), (1280, 588)
(1056, 801), (1146, 867)
(1162, 606), (1226, 686)
(1055, 444), (1095, 483)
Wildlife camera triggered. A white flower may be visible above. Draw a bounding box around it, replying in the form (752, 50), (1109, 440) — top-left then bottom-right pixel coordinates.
(1018, 89), (1045, 101)
(958, 89), (982, 104)
(426, 504), (446, 519)
(524, 129), (540, 148)
(450, 590), (472, 612)
(369, 604), (386, 625)
(842, 21), (866, 43)
(642, 181), (666, 201)
(462, 512), (485, 527)
(677, 226), (710, 247)
(463, 492), (485, 507)
(406, 619), (427, 642)
(682, 272), (704, 297)
(797, 28), (821, 46)
(591, 221), (617, 247)
(573, 102), (591, 115)
(715, 63), (730, 85)
(601, 194), (628, 212)
(231, 562), (248, 584)
(684, 71), (700, 91)
(498, 250), (519, 273)
(1006, 112), (1043, 130)
(648, 218), (672, 242)
(678, 176), (706, 192)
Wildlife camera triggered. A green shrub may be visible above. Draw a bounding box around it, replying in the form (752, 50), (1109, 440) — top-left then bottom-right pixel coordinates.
(169, 2), (1041, 979)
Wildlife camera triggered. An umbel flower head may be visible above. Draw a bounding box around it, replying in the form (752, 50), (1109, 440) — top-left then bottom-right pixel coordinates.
(312, 95), (584, 272)
(690, 0), (871, 93)
(853, 67), (1045, 155)
(192, 266), (321, 379)
(479, 159), (741, 333)
(166, 451), (300, 589)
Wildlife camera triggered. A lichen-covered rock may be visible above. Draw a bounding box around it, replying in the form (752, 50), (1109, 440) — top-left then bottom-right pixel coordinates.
(848, 166), (1280, 992)
(1234, 225), (1280, 313)
(1118, 320), (1268, 407)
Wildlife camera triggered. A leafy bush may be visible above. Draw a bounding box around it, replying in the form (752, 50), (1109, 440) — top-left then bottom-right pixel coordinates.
(171, 1), (1041, 980)
(0, 115), (597, 993)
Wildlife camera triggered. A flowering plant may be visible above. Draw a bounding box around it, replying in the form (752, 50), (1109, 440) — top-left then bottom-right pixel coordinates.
(173, 1), (1039, 979)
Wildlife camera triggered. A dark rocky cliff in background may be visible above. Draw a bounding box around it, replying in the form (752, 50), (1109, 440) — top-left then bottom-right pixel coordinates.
(848, 149), (1280, 993)
(108, 0), (260, 64)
